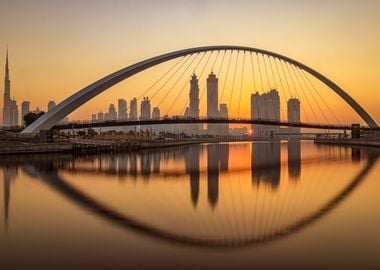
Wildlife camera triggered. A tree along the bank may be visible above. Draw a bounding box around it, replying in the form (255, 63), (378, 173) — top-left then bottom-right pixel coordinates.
(23, 111), (45, 127)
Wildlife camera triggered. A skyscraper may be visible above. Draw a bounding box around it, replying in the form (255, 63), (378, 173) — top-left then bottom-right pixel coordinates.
(2, 49), (18, 126)
(118, 98), (127, 120)
(250, 89), (280, 137)
(188, 74), (200, 118)
(10, 100), (18, 126)
(207, 72), (218, 134)
(218, 103), (229, 135)
(2, 49), (11, 126)
(184, 73), (201, 133)
(47, 101), (56, 111)
(140, 97), (151, 120)
(108, 104), (117, 120)
(21, 101), (30, 125)
(97, 111), (104, 121)
(129, 98), (137, 120)
(287, 98), (300, 134)
(152, 106), (160, 120)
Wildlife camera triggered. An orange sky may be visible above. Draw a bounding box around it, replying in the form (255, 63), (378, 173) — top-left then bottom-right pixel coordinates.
(0, 0), (379, 125)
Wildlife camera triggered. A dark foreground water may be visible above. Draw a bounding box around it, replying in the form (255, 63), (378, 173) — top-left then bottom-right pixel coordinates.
(0, 141), (379, 270)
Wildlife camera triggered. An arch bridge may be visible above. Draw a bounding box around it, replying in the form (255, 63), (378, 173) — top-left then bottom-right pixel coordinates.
(22, 45), (378, 134)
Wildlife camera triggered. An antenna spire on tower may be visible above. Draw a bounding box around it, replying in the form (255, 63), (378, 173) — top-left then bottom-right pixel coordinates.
(5, 46), (9, 79)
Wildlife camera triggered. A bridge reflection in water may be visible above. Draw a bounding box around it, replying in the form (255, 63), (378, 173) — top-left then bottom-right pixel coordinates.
(1, 141), (378, 247)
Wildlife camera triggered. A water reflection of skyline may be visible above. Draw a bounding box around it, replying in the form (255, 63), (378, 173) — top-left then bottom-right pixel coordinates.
(1, 142), (377, 248)
(2, 166), (17, 230)
(2, 140), (360, 224)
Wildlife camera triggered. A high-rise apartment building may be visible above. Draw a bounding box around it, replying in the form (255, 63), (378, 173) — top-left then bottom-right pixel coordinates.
(152, 106), (160, 120)
(287, 98), (301, 134)
(21, 101), (30, 125)
(118, 98), (127, 120)
(108, 104), (117, 120)
(184, 73), (202, 133)
(97, 111), (104, 121)
(129, 98), (137, 120)
(47, 101), (56, 111)
(250, 89), (280, 137)
(140, 97), (151, 120)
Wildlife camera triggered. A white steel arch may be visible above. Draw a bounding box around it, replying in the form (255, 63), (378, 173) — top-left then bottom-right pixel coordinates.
(22, 45), (378, 133)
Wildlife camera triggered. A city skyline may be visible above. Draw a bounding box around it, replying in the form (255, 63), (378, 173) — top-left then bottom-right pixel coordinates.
(0, 0), (379, 124)
(86, 71), (301, 137)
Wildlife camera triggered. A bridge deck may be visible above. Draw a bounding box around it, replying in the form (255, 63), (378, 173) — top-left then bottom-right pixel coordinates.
(52, 118), (379, 131)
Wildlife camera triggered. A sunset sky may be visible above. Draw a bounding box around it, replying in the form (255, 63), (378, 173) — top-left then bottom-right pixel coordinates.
(0, 0), (379, 124)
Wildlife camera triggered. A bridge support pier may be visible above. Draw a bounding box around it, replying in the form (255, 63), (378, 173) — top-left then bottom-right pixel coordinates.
(351, 124), (360, 139)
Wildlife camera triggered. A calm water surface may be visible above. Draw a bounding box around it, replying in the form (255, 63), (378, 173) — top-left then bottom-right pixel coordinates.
(1, 141), (379, 269)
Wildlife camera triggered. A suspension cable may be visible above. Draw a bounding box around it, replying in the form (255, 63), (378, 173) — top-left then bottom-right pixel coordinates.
(283, 60), (310, 122)
(237, 52), (246, 117)
(269, 56), (287, 120)
(294, 66), (330, 124)
(229, 51), (240, 115)
(250, 52), (257, 92)
(220, 50), (233, 102)
(155, 53), (202, 114)
(262, 54), (282, 121)
(290, 63), (319, 123)
(256, 53), (268, 119)
(148, 54), (194, 102)
(136, 56), (186, 101)
(299, 68), (341, 124)
(166, 51), (214, 116)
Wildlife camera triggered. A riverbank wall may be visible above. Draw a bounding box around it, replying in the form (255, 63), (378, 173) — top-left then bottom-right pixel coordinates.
(314, 138), (380, 148)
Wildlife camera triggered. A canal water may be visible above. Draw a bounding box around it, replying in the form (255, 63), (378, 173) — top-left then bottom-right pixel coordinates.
(1, 141), (379, 269)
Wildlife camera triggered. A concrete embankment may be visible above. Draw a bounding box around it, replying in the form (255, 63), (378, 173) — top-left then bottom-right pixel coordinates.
(0, 136), (256, 155)
(314, 138), (380, 148)
(0, 142), (73, 155)
(70, 138), (214, 154)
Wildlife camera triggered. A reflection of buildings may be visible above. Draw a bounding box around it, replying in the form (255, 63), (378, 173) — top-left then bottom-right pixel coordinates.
(185, 144), (201, 206)
(208, 144), (219, 207)
(140, 152), (152, 178)
(108, 156), (117, 173)
(288, 140), (301, 180)
(351, 147), (361, 163)
(207, 143), (229, 208)
(129, 154), (137, 177)
(152, 152), (161, 173)
(118, 155), (128, 175)
(3, 166), (17, 230)
(251, 142), (281, 188)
